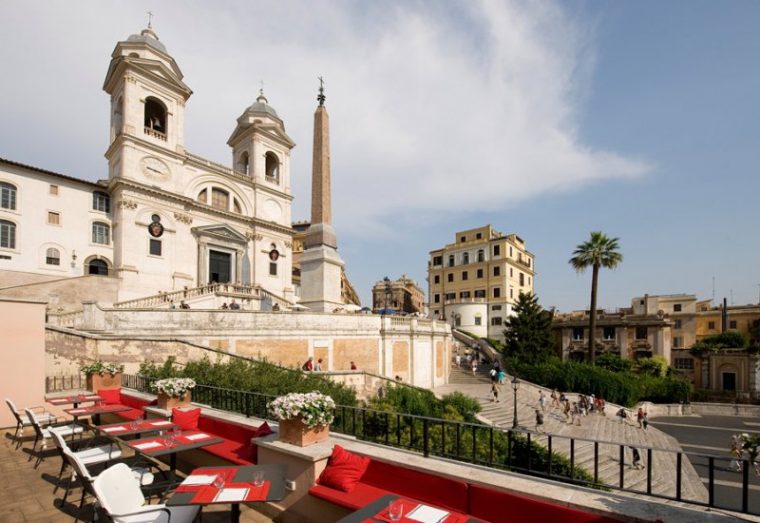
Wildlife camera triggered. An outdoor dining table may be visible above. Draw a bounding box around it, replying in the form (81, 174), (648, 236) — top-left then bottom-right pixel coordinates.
(95, 419), (179, 438)
(126, 430), (225, 483)
(64, 403), (131, 426)
(47, 393), (101, 408)
(336, 493), (487, 523)
(167, 463), (287, 523)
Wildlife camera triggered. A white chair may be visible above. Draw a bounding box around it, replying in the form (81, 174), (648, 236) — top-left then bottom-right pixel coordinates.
(24, 407), (85, 467)
(50, 429), (123, 489)
(5, 398), (56, 449)
(92, 463), (198, 523)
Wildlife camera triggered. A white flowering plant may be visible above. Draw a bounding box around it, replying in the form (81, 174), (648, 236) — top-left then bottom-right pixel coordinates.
(268, 391), (335, 428)
(80, 361), (124, 376)
(151, 377), (196, 399)
(739, 432), (760, 463)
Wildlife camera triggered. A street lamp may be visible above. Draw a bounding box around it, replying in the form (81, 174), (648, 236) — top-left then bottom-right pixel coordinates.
(511, 376), (520, 429)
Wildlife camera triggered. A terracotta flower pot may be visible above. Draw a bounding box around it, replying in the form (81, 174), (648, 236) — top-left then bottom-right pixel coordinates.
(87, 372), (122, 392)
(278, 417), (329, 447)
(157, 391), (192, 410)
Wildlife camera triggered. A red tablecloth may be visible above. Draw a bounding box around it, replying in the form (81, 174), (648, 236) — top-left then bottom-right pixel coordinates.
(369, 498), (468, 523)
(176, 467), (270, 504)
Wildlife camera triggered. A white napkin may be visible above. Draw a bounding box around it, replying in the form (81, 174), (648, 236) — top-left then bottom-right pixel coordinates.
(69, 409), (86, 414)
(150, 421), (173, 426)
(85, 395), (100, 400)
(185, 433), (210, 441)
(102, 426), (126, 433)
(214, 488), (249, 502)
(181, 474), (216, 486)
(406, 504), (450, 523)
(133, 441), (162, 450)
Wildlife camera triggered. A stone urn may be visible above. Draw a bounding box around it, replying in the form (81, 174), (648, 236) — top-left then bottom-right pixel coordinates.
(278, 417), (329, 447)
(157, 391), (192, 411)
(87, 372), (122, 392)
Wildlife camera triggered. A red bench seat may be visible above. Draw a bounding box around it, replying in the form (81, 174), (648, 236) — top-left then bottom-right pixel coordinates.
(98, 389), (154, 421)
(196, 415), (261, 465)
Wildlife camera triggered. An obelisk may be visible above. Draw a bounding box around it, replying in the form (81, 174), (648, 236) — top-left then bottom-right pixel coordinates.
(299, 78), (345, 312)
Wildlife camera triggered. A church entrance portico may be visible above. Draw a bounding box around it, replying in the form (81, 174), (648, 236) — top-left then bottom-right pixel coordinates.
(208, 249), (232, 283)
(192, 224), (248, 285)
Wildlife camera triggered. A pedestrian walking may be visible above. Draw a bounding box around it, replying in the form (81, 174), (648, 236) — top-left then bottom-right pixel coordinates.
(538, 390), (547, 412)
(491, 383), (500, 402)
(642, 412), (649, 431)
(730, 435), (744, 472)
(631, 447), (645, 470)
(572, 402), (582, 426)
(497, 369), (506, 385)
(535, 409), (545, 433)
(489, 367), (498, 383)
(550, 389), (559, 409)
(637, 407), (645, 429)
(471, 359), (478, 376)
(563, 399), (571, 423)
(455, 354), (461, 368)
(616, 408), (628, 425)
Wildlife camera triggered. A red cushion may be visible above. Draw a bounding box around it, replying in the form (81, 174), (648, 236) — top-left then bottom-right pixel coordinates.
(318, 445), (371, 493)
(361, 460), (468, 513)
(172, 408), (201, 431)
(468, 484), (621, 523)
(201, 439), (254, 465)
(198, 416), (256, 445)
(97, 388), (121, 405)
(116, 408), (144, 421)
(119, 394), (154, 410)
(253, 421), (274, 438)
(309, 483), (390, 511)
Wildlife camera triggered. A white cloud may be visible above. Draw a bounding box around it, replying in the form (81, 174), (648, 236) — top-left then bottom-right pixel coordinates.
(0, 1), (650, 237)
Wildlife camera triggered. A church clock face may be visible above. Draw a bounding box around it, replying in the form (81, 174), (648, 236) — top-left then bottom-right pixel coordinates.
(140, 156), (170, 178)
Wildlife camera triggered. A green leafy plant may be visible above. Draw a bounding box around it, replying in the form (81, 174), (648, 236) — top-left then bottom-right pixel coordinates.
(151, 377), (196, 398)
(80, 361), (124, 376)
(502, 292), (554, 364)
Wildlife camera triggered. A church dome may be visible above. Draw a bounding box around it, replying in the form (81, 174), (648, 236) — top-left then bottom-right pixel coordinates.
(127, 27), (168, 54)
(248, 91), (279, 118)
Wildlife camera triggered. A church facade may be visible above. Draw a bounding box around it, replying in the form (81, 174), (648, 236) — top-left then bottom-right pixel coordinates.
(0, 27), (298, 303)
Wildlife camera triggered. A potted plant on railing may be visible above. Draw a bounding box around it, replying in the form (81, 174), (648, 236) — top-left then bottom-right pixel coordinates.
(151, 377), (197, 410)
(80, 361), (124, 392)
(268, 391), (335, 447)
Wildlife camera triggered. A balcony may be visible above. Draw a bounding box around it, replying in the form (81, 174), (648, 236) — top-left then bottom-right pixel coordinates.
(143, 126), (167, 141)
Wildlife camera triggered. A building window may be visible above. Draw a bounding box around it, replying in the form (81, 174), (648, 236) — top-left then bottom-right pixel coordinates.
(92, 222), (110, 245)
(265, 152), (280, 182)
(477, 249), (485, 262)
(509, 246), (513, 257)
(432, 255), (442, 266)
(673, 336), (681, 348)
(49, 184), (59, 195)
(493, 287), (501, 298)
(447, 273), (453, 283)
(493, 266), (500, 277)
(445, 292), (455, 300)
(491, 317), (502, 326)
(474, 289), (486, 298)
(462, 271), (468, 281)
(460, 291), (471, 299)
(492, 305), (502, 311)
(460, 236), (466, 243)
(233, 199), (242, 214)
(88, 258), (109, 275)
(448, 255), (454, 267)
(0, 220), (15, 249)
(476, 268), (483, 278)
(729, 320), (737, 329)
(476, 233), (482, 239)
(237, 151), (250, 175)
(674, 358), (694, 370)
(493, 245), (500, 256)
(197, 188), (208, 204)
(463, 252), (469, 264)
(455, 316), (462, 327)
(144, 96), (167, 136)
(92, 191), (110, 213)
(519, 273), (525, 286)
(0, 182), (17, 210)
(45, 247), (60, 265)
(510, 267), (513, 277)
(635, 327), (648, 340)
(510, 288), (514, 298)
(211, 188), (229, 211)
(149, 239), (162, 256)
(674, 304), (682, 312)
(572, 327), (584, 340)
(674, 319), (682, 329)
(47, 211), (60, 225)
(269, 262), (277, 276)
(434, 294), (440, 303)
(708, 321), (715, 330)
(434, 275), (440, 284)
(603, 327), (615, 340)
(474, 316), (482, 326)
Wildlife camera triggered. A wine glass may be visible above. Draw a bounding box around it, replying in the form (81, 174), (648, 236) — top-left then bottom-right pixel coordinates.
(252, 470), (264, 487)
(172, 426), (181, 439)
(213, 473), (225, 490)
(130, 420), (140, 431)
(388, 501), (403, 521)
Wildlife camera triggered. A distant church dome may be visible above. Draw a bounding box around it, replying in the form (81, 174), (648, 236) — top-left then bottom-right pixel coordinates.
(248, 90), (279, 118)
(127, 27), (168, 54)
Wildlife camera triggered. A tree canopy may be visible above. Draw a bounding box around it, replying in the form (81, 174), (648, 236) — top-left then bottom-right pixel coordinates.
(502, 292), (554, 364)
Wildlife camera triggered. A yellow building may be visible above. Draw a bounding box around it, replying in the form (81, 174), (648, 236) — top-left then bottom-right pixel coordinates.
(695, 302), (760, 342)
(372, 275), (425, 314)
(427, 225), (535, 340)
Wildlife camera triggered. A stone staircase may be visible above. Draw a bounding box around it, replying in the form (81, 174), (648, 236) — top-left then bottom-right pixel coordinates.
(439, 365), (708, 503)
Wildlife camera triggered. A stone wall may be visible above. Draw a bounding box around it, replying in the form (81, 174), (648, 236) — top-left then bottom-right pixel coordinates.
(0, 274), (120, 311)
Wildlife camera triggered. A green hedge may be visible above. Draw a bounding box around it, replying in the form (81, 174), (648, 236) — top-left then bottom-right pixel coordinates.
(508, 358), (690, 407)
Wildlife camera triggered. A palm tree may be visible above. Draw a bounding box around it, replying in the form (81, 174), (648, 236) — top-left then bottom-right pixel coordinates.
(569, 232), (623, 365)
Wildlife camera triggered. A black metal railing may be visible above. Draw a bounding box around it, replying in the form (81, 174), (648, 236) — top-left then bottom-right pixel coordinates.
(119, 374), (758, 515)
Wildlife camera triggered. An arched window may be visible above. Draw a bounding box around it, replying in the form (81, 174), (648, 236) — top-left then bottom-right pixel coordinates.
(197, 188), (207, 204)
(92, 222), (110, 245)
(46, 247), (60, 266)
(88, 259), (109, 276)
(0, 219), (15, 249)
(477, 249), (485, 262)
(92, 191), (110, 213)
(1, 182), (17, 210)
(265, 152), (279, 182)
(237, 151), (250, 175)
(144, 97), (167, 137)
(211, 188), (229, 211)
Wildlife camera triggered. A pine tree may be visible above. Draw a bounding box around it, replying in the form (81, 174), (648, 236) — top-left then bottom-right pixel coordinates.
(503, 292), (554, 363)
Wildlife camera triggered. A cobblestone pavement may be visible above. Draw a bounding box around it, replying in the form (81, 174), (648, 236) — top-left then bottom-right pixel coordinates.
(0, 429), (272, 522)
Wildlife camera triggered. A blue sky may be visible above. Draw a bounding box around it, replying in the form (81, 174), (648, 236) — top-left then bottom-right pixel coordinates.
(0, 1), (757, 311)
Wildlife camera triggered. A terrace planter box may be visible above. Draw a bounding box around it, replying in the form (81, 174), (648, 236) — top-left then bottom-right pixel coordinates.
(278, 417), (329, 447)
(86, 372), (122, 392)
(157, 391), (192, 410)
